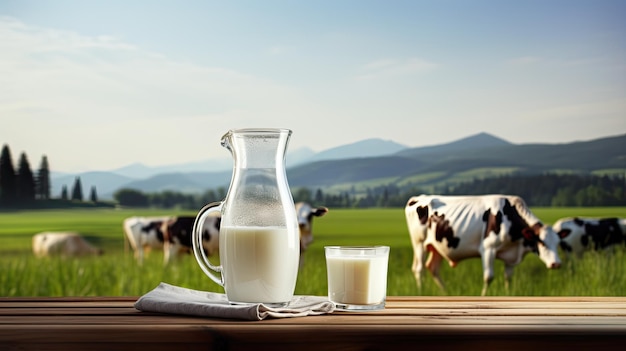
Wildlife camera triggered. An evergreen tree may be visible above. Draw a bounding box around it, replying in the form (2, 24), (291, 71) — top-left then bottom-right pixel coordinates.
(71, 177), (83, 201)
(36, 155), (51, 200)
(89, 186), (98, 203)
(61, 185), (68, 200)
(16, 152), (36, 204)
(0, 144), (17, 206)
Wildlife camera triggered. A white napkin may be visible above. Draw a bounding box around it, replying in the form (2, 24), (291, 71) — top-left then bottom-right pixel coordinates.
(134, 282), (335, 321)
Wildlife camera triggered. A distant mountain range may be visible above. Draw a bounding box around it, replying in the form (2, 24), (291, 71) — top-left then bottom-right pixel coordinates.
(51, 132), (626, 200)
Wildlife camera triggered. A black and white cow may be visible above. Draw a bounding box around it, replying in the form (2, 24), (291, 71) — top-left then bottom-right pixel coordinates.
(124, 203), (325, 265)
(161, 215), (221, 264)
(123, 215), (220, 265)
(405, 194), (561, 295)
(123, 216), (170, 264)
(553, 217), (626, 257)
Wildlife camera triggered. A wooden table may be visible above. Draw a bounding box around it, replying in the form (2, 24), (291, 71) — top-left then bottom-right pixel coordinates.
(1, 296), (625, 350)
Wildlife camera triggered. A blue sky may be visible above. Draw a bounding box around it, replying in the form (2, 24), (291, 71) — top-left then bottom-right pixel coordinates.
(1, 0), (624, 172)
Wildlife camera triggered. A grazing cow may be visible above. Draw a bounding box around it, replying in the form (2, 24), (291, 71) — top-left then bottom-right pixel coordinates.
(124, 202), (326, 265)
(295, 202), (329, 253)
(123, 216), (170, 264)
(405, 194), (561, 295)
(172, 203), (325, 266)
(161, 215), (221, 265)
(553, 217), (626, 257)
(32, 232), (103, 257)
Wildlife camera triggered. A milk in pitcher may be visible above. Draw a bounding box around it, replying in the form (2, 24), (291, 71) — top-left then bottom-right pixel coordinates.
(220, 226), (299, 304)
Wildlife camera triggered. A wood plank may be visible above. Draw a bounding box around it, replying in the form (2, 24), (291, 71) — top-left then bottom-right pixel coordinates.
(3, 303), (625, 317)
(2, 314), (625, 327)
(2, 323), (625, 351)
(3, 322), (625, 333)
(1, 309), (623, 319)
(1, 296), (625, 351)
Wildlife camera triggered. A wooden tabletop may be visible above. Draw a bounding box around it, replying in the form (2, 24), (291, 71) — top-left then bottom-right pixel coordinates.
(1, 296), (625, 350)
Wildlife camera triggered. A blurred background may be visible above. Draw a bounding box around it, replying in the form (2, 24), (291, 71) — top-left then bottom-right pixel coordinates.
(0, 0), (624, 297)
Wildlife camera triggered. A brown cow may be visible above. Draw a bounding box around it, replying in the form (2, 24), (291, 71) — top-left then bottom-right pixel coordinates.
(295, 202), (329, 253)
(32, 232), (103, 257)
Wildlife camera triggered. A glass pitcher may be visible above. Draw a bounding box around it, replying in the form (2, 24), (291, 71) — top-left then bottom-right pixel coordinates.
(192, 128), (300, 307)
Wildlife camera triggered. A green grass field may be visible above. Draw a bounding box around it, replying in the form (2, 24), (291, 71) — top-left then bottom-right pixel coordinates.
(1, 207), (625, 297)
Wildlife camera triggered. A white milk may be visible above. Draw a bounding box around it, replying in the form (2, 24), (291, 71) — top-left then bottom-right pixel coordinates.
(326, 254), (388, 305)
(220, 226), (299, 304)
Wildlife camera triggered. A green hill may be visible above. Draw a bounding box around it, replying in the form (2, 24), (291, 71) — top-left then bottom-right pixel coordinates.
(286, 133), (626, 194)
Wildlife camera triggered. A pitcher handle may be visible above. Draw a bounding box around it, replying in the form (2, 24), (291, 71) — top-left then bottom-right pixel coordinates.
(192, 201), (224, 288)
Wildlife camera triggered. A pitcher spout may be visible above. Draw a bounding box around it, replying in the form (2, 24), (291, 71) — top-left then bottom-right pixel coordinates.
(222, 128), (292, 169)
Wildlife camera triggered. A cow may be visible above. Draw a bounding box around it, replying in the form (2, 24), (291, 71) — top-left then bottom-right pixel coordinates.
(295, 202), (329, 253)
(405, 194), (561, 296)
(161, 215), (221, 265)
(32, 232), (103, 257)
(123, 216), (170, 264)
(124, 202), (326, 265)
(553, 217), (626, 257)
(162, 203), (326, 266)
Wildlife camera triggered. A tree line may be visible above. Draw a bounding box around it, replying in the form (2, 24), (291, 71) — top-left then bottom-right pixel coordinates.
(447, 173), (626, 206)
(290, 173), (625, 208)
(3, 141), (624, 210)
(0, 144), (102, 209)
(112, 173), (626, 209)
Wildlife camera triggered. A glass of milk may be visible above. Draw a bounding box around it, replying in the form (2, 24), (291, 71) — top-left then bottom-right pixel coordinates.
(325, 246), (390, 311)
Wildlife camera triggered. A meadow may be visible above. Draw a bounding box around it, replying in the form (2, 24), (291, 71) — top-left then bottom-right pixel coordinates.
(1, 207), (625, 297)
